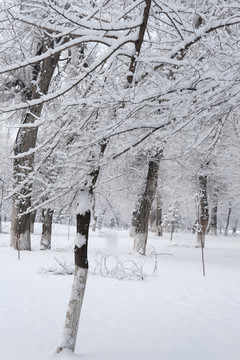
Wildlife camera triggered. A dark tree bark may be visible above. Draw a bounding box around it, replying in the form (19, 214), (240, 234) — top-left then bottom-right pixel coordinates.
(40, 208), (54, 250)
(224, 207), (232, 236)
(232, 220), (238, 236)
(133, 158), (160, 255)
(127, 0), (152, 84)
(208, 189), (218, 236)
(57, 207), (90, 353)
(74, 211), (90, 269)
(91, 193), (97, 232)
(156, 194), (162, 236)
(58, 143), (107, 353)
(30, 210), (37, 234)
(196, 175), (209, 248)
(11, 38), (60, 250)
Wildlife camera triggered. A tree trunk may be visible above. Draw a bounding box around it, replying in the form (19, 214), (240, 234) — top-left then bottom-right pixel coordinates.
(196, 175), (209, 248)
(156, 194), (163, 236)
(11, 200), (31, 251)
(57, 208), (90, 353)
(219, 221), (222, 234)
(149, 209), (155, 232)
(224, 207), (232, 236)
(208, 188), (218, 236)
(232, 220), (238, 236)
(127, 0), (152, 84)
(133, 159), (159, 255)
(30, 210), (37, 234)
(11, 39), (60, 250)
(91, 193), (97, 232)
(40, 208), (54, 250)
(57, 142), (106, 353)
(170, 222), (174, 241)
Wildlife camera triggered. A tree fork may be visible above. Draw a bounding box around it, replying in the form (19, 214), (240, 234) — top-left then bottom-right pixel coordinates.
(127, 0), (151, 84)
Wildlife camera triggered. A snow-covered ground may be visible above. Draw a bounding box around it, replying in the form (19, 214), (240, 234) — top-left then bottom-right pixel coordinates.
(0, 222), (240, 360)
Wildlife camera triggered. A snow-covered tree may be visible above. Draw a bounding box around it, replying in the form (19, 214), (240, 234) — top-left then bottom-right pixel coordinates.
(0, 0), (240, 354)
(162, 201), (182, 241)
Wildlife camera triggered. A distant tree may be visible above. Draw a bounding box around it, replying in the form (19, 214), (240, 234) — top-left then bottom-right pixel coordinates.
(196, 175), (209, 248)
(162, 201), (182, 241)
(132, 151), (162, 255)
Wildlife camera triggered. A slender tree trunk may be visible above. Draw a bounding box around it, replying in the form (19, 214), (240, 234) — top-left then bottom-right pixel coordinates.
(127, 0), (152, 84)
(133, 159), (159, 255)
(219, 220), (222, 234)
(156, 194), (162, 236)
(91, 193), (97, 232)
(149, 209), (156, 232)
(196, 175), (209, 248)
(232, 220), (238, 236)
(11, 38), (60, 250)
(224, 207), (232, 236)
(57, 206), (90, 353)
(208, 188), (218, 236)
(40, 208), (54, 250)
(30, 210), (37, 234)
(129, 211), (137, 238)
(57, 143), (106, 353)
(128, 0), (153, 248)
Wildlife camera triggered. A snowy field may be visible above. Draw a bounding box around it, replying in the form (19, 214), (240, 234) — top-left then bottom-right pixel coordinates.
(0, 222), (240, 360)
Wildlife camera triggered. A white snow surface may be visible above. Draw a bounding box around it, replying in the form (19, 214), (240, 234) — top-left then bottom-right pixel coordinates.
(76, 191), (91, 215)
(0, 223), (240, 360)
(74, 233), (86, 248)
